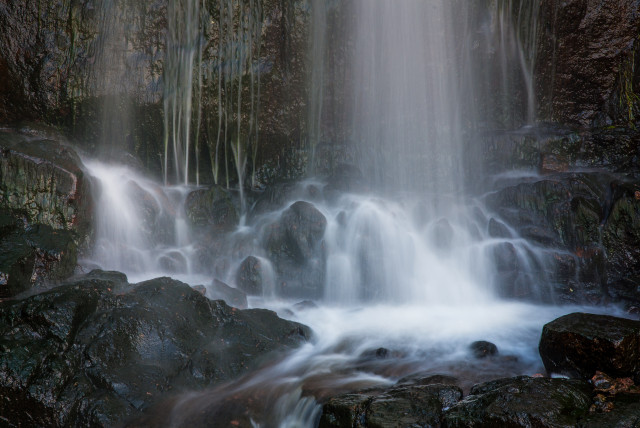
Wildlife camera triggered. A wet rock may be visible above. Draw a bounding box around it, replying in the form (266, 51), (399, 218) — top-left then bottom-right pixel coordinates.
(319, 383), (463, 428)
(209, 278), (248, 309)
(469, 341), (498, 359)
(266, 201), (327, 263)
(185, 185), (239, 233)
(536, 0), (640, 127)
(264, 201), (327, 298)
(0, 131), (92, 243)
(0, 222), (77, 298)
(539, 312), (640, 382)
(443, 376), (592, 427)
(235, 256), (266, 296)
(581, 392), (640, 427)
(397, 373), (460, 387)
(0, 270), (310, 427)
(602, 184), (640, 293)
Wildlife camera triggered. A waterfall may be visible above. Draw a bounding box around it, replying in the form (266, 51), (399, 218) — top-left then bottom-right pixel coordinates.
(79, 1), (592, 426)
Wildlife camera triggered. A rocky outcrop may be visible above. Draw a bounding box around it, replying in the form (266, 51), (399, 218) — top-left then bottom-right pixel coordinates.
(539, 312), (640, 382)
(536, 0), (640, 127)
(0, 270), (310, 427)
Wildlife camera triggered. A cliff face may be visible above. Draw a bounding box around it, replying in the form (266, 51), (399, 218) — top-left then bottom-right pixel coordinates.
(535, 0), (640, 127)
(0, 0), (311, 181)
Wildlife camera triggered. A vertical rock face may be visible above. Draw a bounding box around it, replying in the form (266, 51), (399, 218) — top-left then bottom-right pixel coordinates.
(0, 131), (91, 235)
(0, 130), (90, 297)
(0, 0), (311, 181)
(536, 0), (640, 127)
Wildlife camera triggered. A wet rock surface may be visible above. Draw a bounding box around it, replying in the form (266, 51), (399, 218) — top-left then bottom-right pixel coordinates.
(319, 382), (463, 428)
(536, 0), (640, 127)
(185, 185), (239, 233)
(264, 201), (327, 298)
(539, 312), (640, 382)
(443, 376), (592, 427)
(0, 270), (310, 427)
(0, 130), (92, 240)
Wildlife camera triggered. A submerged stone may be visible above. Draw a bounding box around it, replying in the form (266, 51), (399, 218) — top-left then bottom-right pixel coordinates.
(469, 341), (499, 359)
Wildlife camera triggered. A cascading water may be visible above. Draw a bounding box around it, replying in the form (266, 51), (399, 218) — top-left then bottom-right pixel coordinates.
(79, 0), (620, 426)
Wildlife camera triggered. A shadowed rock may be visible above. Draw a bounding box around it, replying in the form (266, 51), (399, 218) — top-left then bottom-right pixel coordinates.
(539, 312), (640, 382)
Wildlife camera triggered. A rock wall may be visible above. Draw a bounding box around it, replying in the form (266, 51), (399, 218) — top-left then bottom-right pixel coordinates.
(535, 0), (640, 127)
(0, 0), (311, 182)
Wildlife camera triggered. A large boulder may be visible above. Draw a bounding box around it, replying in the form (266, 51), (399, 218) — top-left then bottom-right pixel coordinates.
(0, 270), (310, 427)
(539, 312), (640, 382)
(443, 376), (592, 427)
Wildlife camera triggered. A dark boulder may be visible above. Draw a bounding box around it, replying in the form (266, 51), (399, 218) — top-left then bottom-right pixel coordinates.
(235, 256), (267, 296)
(264, 201), (327, 298)
(469, 341), (498, 359)
(539, 312), (640, 382)
(265, 201), (327, 264)
(0, 270), (310, 427)
(319, 383), (463, 428)
(443, 376), (592, 427)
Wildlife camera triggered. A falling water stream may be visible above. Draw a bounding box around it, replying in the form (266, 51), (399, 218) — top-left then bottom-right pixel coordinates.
(80, 0), (620, 426)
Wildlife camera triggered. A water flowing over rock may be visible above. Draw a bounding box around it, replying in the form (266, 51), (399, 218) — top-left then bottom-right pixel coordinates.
(0, 270), (310, 426)
(539, 312), (640, 382)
